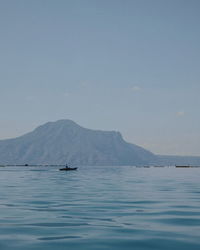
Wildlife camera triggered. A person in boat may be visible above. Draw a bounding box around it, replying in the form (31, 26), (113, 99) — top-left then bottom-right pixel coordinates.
(59, 164), (77, 171)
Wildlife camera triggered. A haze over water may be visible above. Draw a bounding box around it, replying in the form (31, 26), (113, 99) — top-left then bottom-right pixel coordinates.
(0, 166), (200, 250)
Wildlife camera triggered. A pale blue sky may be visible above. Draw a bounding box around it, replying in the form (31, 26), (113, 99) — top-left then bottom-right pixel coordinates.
(0, 0), (200, 155)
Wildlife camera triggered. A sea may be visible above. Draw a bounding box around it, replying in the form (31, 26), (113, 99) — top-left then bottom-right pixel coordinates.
(0, 165), (200, 250)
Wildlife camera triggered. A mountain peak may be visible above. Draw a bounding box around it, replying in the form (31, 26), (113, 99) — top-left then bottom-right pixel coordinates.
(41, 119), (80, 128)
(33, 119), (81, 133)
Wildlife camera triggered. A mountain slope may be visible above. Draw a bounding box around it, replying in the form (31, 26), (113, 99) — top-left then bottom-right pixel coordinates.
(0, 119), (156, 166)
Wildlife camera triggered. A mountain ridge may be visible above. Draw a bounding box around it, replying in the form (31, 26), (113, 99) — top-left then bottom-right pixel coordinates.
(0, 119), (156, 166)
(1, 119), (200, 166)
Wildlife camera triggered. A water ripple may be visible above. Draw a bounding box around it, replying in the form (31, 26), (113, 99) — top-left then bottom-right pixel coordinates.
(0, 166), (200, 250)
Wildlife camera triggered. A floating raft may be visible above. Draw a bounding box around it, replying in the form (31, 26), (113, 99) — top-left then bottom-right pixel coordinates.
(175, 165), (199, 168)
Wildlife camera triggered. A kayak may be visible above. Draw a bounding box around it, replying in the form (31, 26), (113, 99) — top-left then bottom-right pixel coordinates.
(59, 167), (77, 171)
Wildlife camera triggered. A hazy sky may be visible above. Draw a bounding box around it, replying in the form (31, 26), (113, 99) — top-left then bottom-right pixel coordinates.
(0, 0), (200, 156)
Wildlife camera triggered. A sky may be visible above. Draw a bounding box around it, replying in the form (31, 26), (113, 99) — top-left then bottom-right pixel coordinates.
(0, 0), (200, 156)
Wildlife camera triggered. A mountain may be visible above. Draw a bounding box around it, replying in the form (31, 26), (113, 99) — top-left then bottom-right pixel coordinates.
(0, 119), (156, 166)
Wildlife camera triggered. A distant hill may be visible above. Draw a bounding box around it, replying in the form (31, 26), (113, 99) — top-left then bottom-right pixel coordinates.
(0, 119), (156, 166)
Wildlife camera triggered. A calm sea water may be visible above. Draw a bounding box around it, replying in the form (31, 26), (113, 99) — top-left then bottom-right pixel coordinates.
(0, 166), (200, 250)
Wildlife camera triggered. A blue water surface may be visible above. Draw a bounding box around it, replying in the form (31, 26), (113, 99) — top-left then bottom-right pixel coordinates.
(0, 166), (200, 250)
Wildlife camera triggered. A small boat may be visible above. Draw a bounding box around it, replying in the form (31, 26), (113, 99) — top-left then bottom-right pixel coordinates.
(59, 167), (77, 171)
(59, 163), (77, 171)
(176, 165), (191, 168)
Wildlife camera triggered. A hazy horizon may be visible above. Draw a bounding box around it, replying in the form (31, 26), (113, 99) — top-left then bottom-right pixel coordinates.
(0, 0), (200, 156)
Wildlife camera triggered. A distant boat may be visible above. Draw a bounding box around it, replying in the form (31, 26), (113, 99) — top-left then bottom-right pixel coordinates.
(59, 167), (77, 171)
(176, 165), (191, 168)
(59, 164), (77, 171)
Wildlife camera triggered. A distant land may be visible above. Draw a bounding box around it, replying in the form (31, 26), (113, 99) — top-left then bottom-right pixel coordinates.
(0, 119), (200, 166)
(156, 155), (200, 166)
